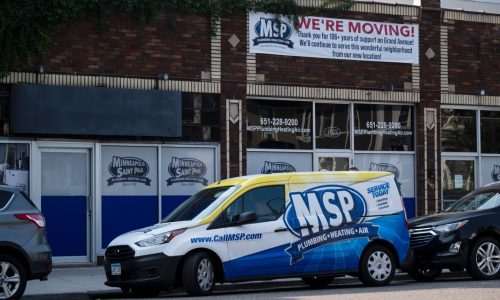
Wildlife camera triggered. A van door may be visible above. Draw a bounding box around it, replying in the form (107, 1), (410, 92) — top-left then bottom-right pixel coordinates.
(284, 183), (378, 274)
(223, 184), (293, 279)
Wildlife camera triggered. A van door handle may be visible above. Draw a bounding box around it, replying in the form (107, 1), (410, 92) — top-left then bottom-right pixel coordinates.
(274, 227), (288, 232)
(299, 224), (313, 230)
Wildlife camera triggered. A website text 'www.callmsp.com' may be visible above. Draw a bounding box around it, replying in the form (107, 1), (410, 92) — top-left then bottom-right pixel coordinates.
(191, 233), (263, 244)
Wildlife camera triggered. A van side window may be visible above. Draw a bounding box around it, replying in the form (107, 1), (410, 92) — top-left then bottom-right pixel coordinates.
(226, 185), (285, 224)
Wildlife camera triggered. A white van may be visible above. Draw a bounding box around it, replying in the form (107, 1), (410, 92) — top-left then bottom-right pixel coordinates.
(104, 171), (411, 297)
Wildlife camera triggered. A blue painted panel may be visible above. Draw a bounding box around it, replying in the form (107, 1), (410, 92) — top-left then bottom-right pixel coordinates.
(102, 196), (158, 248)
(161, 195), (190, 218)
(224, 244), (292, 279)
(223, 214), (410, 279)
(42, 196), (87, 257)
(403, 197), (416, 219)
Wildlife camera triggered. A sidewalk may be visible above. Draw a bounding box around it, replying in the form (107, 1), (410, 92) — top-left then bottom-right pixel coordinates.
(23, 266), (117, 299)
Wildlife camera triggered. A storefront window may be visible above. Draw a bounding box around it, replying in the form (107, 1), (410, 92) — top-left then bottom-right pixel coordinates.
(354, 104), (414, 151)
(0, 143), (29, 193)
(441, 109), (476, 152)
(481, 157), (500, 186)
(182, 93), (220, 142)
(481, 111), (500, 154)
(247, 99), (312, 150)
(442, 159), (476, 209)
(315, 103), (350, 149)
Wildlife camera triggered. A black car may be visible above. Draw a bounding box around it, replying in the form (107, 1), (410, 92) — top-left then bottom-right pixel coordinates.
(408, 182), (500, 281)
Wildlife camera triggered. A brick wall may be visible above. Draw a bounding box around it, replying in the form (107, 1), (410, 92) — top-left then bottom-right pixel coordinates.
(417, 7), (442, 216)
(220, 13), (248, 178)
(448, 22), (500, 95)
(39, 12), (212, 79)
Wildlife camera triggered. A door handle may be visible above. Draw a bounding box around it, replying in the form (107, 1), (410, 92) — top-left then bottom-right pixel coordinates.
(274, 227), (288, 232)
(299, 224), (313, 230)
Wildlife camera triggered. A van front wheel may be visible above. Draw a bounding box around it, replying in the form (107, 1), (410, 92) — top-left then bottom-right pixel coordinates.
(359, 245), (396, 286)
(183, 252), (215, 296)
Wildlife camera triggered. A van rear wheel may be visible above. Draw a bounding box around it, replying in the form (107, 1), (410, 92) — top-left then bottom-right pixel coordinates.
(359, 245), (395, 286)
(183, 252), (215, 296)
(301, 276), (334, 288)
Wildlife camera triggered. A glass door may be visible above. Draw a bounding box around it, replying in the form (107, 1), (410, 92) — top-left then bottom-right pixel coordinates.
(314, 153), (351, 171)
(39, 148), (91, 263)
(442, 157), (476, 210)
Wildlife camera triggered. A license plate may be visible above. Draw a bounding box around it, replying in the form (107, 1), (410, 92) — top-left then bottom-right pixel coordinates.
(111, 263), (121, 276)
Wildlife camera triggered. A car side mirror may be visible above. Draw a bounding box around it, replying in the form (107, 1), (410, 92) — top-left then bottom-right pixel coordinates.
(231, 211), (257, 226)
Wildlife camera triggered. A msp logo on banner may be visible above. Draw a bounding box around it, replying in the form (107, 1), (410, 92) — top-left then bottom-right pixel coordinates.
(107, 156), (151, 186)
(253, 17), (294, 48)
(283, 185), (379, 264)
(261, 161), (296, 174)
(492, 165), (500, 182)
(167, 157), (208, 186)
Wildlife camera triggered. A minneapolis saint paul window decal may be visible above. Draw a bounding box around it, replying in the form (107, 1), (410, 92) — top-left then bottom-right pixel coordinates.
(167, 157), (208, 186)
(107, 156), (152, 186)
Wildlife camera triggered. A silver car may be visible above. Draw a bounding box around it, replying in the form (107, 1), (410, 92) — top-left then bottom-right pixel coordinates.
(0, 185), (52, 300)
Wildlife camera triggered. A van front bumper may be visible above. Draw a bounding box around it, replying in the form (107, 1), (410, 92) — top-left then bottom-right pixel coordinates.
(104, 253), (181, 288)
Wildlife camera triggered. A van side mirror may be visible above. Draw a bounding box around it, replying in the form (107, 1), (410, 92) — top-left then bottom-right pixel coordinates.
(231, 211), (257, 226)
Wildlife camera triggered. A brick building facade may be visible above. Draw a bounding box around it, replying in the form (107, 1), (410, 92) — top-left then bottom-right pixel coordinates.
(0, 0), (499, 263)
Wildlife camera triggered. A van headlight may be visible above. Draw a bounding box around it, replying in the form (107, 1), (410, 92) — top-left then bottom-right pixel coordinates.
(135, 228), (186, 247)
(433, 220), (468, 233)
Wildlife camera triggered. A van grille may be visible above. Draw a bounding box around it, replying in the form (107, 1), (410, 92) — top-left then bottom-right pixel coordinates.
(409, 226), (436, 248)
(105, 245), (134, 261)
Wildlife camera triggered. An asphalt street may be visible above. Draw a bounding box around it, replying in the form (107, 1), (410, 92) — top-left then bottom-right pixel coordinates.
(22, 269), (500, 300)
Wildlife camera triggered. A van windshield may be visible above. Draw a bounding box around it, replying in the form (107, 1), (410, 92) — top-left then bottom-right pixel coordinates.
(162, 185), (239, 222)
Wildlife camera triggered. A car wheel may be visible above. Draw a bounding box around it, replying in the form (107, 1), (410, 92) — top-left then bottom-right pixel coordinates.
(467, 237), (500, 280)
(407, 267), (442, 282)
(0, 254), (27, 300)
(301, 276), (334, 288)
(359, 245), (396, 286)
(182, 252), (216, 296)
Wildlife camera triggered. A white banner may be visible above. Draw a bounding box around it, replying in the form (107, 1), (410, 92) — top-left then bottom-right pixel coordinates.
(249, 12), (419, 64)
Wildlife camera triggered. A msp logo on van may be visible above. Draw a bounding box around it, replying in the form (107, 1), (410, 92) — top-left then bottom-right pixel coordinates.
(323, 127), (342, 138)
(283, 185), (379, 264)
(167, 157), (208, 186)
(492, 165), (500, 182)
(261, 161), (296, 174)
(107, 156), (151, 186)
(253, 17), (294, 48)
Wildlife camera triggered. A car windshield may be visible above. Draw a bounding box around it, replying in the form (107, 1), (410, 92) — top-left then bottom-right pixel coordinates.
(446, 190), (500, 212)
(162, 185), (239, 222)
